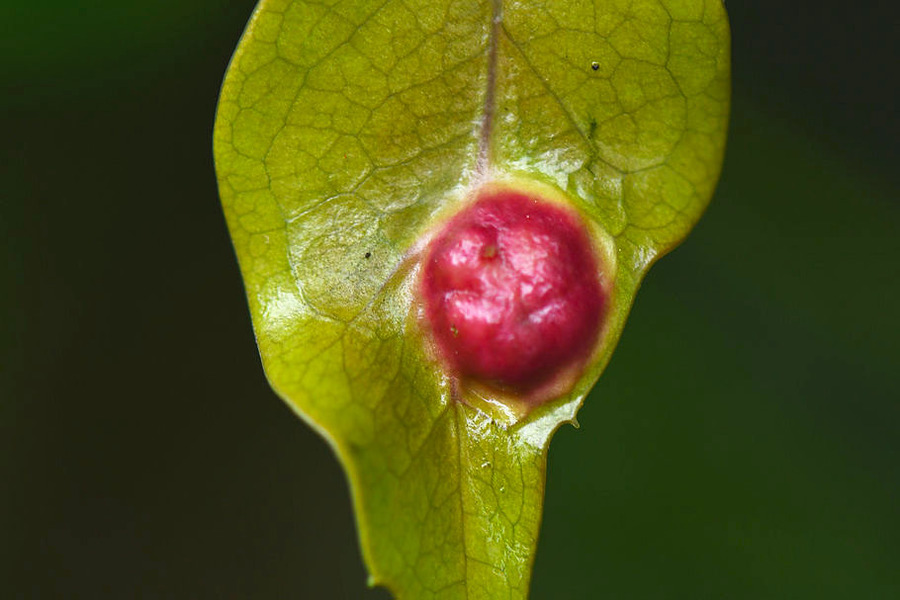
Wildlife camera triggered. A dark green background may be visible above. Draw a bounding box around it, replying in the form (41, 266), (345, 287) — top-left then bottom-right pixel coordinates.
(3, 1), (897, 597)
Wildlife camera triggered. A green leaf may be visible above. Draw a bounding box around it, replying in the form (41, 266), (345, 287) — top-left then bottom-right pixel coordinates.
(213, 0), (729, 597)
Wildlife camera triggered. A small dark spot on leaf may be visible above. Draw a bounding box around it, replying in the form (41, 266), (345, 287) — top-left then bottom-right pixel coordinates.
(591, 61), (600, 71)
(589, 117), (597, 139)
(364, 251), (372, 259)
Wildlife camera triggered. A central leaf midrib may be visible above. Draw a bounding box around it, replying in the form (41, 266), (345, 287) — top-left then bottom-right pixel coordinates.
(460, 3), (506, 595)
(477, 0), (503, 174)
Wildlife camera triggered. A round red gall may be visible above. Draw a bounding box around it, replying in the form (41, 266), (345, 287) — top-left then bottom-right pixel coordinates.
(422, 189), (606, 392)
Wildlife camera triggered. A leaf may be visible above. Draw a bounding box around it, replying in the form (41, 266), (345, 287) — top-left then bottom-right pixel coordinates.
(213, 0), (729, 597)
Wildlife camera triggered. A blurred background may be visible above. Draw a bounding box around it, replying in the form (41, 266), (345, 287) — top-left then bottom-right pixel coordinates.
(2, 0), (897, 597)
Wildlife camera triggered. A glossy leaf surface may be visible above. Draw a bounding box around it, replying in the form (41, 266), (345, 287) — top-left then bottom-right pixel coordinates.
(213, 0), (729, 597)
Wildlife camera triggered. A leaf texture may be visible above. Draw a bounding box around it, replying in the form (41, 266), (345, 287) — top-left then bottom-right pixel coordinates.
(213, 1), (729, 597)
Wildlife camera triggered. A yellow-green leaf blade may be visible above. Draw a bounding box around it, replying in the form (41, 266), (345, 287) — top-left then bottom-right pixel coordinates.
(213, 0), (729, 598)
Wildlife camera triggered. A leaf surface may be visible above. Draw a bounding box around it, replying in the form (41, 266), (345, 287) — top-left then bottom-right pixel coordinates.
(213, 0), (729, 597)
